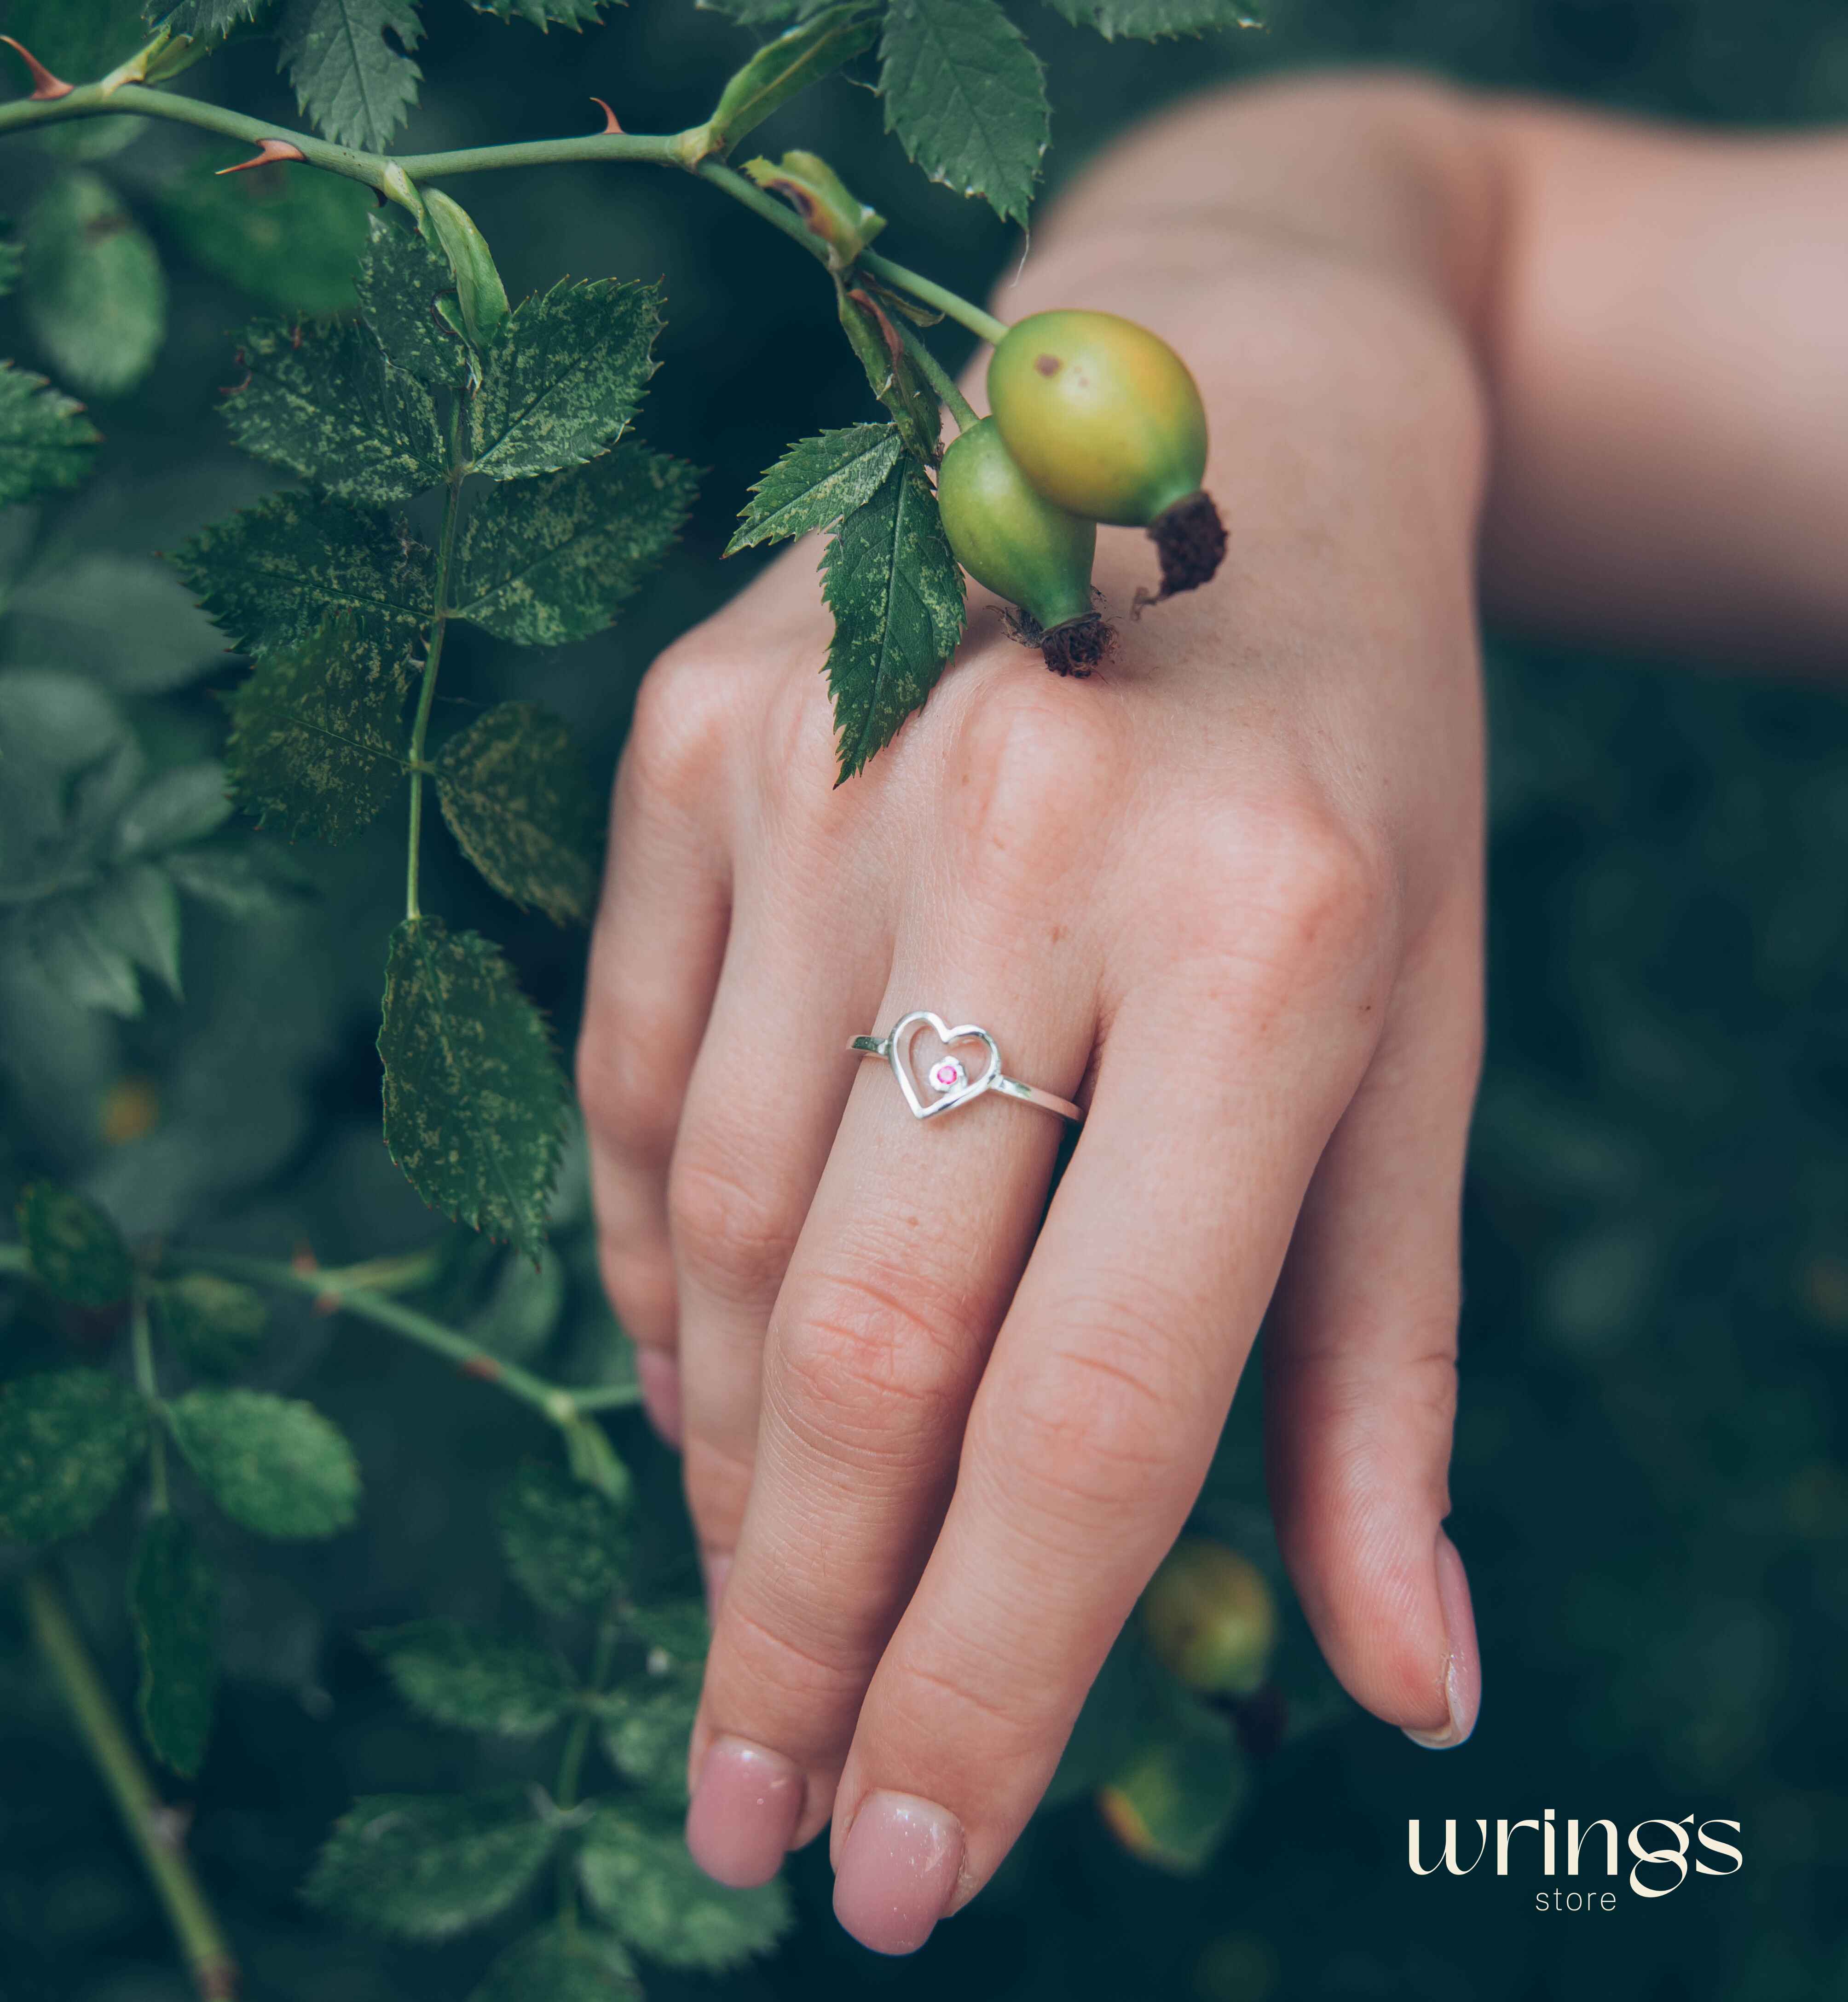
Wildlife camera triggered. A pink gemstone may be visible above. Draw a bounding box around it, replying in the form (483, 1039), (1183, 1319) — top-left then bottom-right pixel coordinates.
(931, 1060), (962, 1090)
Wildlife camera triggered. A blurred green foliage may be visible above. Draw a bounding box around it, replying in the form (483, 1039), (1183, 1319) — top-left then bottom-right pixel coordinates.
(1, 2), (1845, 1999)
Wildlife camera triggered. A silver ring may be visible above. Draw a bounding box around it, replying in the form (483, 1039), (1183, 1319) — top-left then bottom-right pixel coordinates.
(848, 1010), (1083, 1125)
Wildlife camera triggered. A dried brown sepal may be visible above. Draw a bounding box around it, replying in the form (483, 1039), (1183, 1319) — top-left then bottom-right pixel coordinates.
(1007, 607), (1113, 679)
(1144, 488), (1226, 602)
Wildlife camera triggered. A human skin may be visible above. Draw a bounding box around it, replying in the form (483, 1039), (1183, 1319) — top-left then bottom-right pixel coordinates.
(578, 74), (1848, 1954)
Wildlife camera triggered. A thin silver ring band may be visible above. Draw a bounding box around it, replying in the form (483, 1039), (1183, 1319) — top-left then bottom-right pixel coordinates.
(848, 1010), (1083, 1126)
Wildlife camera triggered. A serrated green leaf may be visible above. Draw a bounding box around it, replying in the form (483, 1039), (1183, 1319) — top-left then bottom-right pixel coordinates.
(0, 670), (143, 904)
(1044, 0), (1259, 33)
(598, 1665), (700, 1805)
(823, 455), (965, 780)
(225, 320), (446, 505)
(17, 1182), (133, 1307)
(167, 1387), (360, 1539)
(165, 845), (310, 920)
(0, 1371), (148, 1545)
(496, 1456), (629, 1616)
(578, 1806), (793, 1971)
(697, 0), (809, 23)
(130, 1514), (219, 1777)
(365, 1619), (575, 1736)
(159, 151), (374, 314)
(728, 422), (901, 554)
(3, 555), (221, 696)
(697, 7), (878, 158)
(148, 1273), (269, 1378)
(464, 0), (610, 23)
(223, 613), (412, 842)
(24, 864), (183, 1012)
(306, 1789), (558, 1940)
(453, 448), (697, 647)
(467, 280), (661, 481)
(22, 173), (168, 400)
(278, 0), (423, 152)
(0, 362), (99, 507)
(355, 213), (468, 385)
(377, 916), (568, 1258)
(112, 765), (233, 861)
(879, 0), (1048, 226)
(433, 703), (600, 924)
(147, 0), (271, 35)
(469, 1921), (641, 2002)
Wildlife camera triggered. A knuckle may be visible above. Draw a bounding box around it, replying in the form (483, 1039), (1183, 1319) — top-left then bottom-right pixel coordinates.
(1253, 803), (1390, 967)
(681, 1429), (754, 1551)
(593, 1231), (676, 1348)
(622, 642), (735, 808)
(577, 1026), (678, 1164)
(666, 1148), (801, 1306)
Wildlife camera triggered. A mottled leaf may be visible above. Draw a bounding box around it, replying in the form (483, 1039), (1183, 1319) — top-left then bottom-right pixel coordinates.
(147, 0), (271, 35)
(495, 1456), (629, 1616)
(130, 1514), (219, 1777)
(148, 1273), (269, 1379)
(355, 213), (468, 385)
(468, 280), (661, 481)
(0, 361), (99, 507)
(464, 0), (611, 23)
(377, 917), (568, 1258)
(822, 455), (965, 780)
(223, 614), (413, 842)
(453, 447), (697, 647)
(18, 1182), (133, 1306)
(159, 153), (374, 314)
(727, 422), (901, 554)
(278, 0), (424, 152)
(879, 0), (1049, 226)
(364, 1620), (574, 1736)
(578, 1806), (793, 1971)
(167, 1387), (361, 1539)
(0, 1371), (147, 1546)
(22, 172), (167, 399)
(172, 492), (434, 655)
(225, 320), (446, 505)
(598, 1665), (700, 1804)
(1044, 0), (1259, 34)
(306, 1789), (559, 1940)
(469, 1922), (641, 2002)
(112, 765), (233, 861)
(433, 703), (600, 924)
(697, 7), (879, 156)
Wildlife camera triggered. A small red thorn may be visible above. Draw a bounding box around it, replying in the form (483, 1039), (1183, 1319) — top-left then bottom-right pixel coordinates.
(590, 97), (624, 135)
(217, 138), (306, 176)
(460, 1354), (504, 1383)
(1, 36), (73, 99)
(220, 368), (252, 396)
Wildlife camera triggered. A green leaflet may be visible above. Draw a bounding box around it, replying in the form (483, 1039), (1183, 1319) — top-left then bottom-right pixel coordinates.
(364, 1619), (575, 1736)
(148, 1273), (270, 1379)
(2, 555), (221, 696)
(577, 1805), (794, 1972)
(694, 7), (880, 160)
(278, 0), (424, 152)
(305, 1789), (559, 1940)
(728, 422), (902, 554)
(23, 865), (183, 1015)
(453, 447), (698, 647)
(377, 917), (569, 1259)
(467, 279), (662, 480)
(0, 670), (144, 904)
(0, 1371), (148, 1546)
(463, 0), (609, 23)
(1044, 0), (1261, 33)
(166, 1387), (362, 1539)
(130, 1514), (220, 1777)
(743, 150), (885, 271)
(835, 277), (939, 462)
(469, 1922), (641, 2002)
(821, 454), (966, 781)
(433, 703), (601, 925)
(878, 0), (1049, 226)
(145, 0), (270, 35)
(224, 614), (414, 843)
(0, 362), (99, 508)
(113, 765), (233, 862)
(496, 1456), (630, 1616)
(173, 492), (435, 655)
(22, 173), (168, 400)
(419, 190), (509, 351)
(225, 320), (446, 506)
(159, 151), (375, 314)
(17, 1182), (133, 1307)
(355, 214), (469, 386)
(598, 1665), (701, 1805)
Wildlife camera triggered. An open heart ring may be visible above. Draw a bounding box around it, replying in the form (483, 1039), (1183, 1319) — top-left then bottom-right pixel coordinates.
(848, 1010), (1083, 1125)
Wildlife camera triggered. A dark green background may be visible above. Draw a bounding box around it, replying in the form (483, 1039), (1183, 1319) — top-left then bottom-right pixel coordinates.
(2, 2), (1845, 1997)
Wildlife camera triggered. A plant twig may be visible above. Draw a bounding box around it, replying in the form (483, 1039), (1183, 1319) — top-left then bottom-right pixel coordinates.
(895, 320), (980, 431)
(23, 1570), (239, 2002)
(552, 1603), (623, 1927)
(405, 405), (469, 922)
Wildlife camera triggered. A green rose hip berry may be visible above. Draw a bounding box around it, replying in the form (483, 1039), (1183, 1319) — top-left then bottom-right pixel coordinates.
(936, 417), (1109, 676)
(1140, 1537), (1278, 1696)
(987, 309), (1226, 600)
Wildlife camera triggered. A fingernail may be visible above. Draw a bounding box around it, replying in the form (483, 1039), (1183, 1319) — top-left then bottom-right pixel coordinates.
(634, 1348), (683, 1448)
(702, 1551), (732, 1626)
(1403, 1529), (1481, 1750)
(685, 1736), (804, 1888)
(832, 1791), (964, 1956)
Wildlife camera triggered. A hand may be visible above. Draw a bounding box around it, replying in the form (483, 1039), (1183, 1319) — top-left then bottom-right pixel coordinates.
(578, 210), (1488, 1954)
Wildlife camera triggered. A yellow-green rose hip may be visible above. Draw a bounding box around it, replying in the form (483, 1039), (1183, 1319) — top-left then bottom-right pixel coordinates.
(1140, 1537), (1278, 1696)
(987, 309), (1226, 598)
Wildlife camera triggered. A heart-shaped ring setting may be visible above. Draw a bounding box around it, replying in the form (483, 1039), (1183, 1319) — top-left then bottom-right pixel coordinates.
(846, 1012), (1085, 1127)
